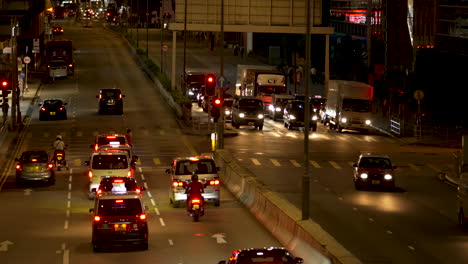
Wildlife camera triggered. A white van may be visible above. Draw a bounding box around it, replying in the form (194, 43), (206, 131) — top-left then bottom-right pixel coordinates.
(85, 150), (133, 199)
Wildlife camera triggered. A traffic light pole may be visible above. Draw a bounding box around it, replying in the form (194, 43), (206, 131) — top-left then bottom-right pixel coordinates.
(216, 0), (225, 150)
(10, 18), (18, 131)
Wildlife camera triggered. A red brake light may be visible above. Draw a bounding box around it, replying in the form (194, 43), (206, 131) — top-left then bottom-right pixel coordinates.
(99, 94), (102, 99)
(107, 136), (116, 139)
(119, 94), (122, 99)
(31, 158), (37, 162)
(113, 179), (124, 183)
(139, 214), (146, 220)
(178, 182), (184, 187)
(136, 188), (141, 194)
(94, 144), (98, 151)
(192, 199), (201, 204)
(115, 200), (123, 203)
(1, 81), (6, 87)
(59, 107), (64, 111)
(214, 179), (220, 185)
(41, 107), (46, 111)
(16, 164), (21, 170)
(88, 171), (93, 178)
(97, 189), (102, 194)
(48, 163), (53, 169)
(94, 216), (101, 221)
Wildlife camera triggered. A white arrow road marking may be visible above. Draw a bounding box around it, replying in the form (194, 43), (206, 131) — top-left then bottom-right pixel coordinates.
(0, 240), (14, 251)
(212, 233), (227, 244)
(24, 189), (32, 195)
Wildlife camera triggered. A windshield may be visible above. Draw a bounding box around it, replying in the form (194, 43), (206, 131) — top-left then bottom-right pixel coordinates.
(21, 152), (49, 163)
(97, 199), (142, 216)
(92, 155), (128, 169)
(359, 157), (392, 169)
(342, 99), (371, 112)
(44, 100), (63, 106)
(239, 99), (263, 108)
(175, 159), (217, 175)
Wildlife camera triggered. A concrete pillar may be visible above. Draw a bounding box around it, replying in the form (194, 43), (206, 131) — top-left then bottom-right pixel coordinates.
(171, 31), (177, 90)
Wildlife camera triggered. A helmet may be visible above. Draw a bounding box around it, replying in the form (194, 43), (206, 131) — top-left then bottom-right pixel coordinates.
(191, 174), (199, 182)
(56, 135), (62, 140)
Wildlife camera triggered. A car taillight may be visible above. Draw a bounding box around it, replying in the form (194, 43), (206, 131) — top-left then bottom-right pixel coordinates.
(135, 188), (141, 194)
(172, 181), (184, 187)
(48, 163), (54, 169)
(94, 216), (101, 221)
(119, 94), (122, 99)
(209, 179), (220, 185)
(68, 64), (72, 68)
(96, 189), (102, 195)
(88, 171), (93, 178)
(127, 170), (132, 177)
(139, 214), (146, 220)
(59, 107), (64, 111)
(172, 181), (179, 187)
(114, 179), (124, 183)
(40, 107), (46, 111)
(94, 144), (99, 151)
(99, 94), (102, 99)
(192, 199), (201, 204)
(15, 164), (21, 170)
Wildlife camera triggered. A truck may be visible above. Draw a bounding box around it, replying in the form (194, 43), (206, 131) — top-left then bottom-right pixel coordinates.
(236, 65), (287, 111)
(323, 80), (374, 133)
(45, 40), (75, 76)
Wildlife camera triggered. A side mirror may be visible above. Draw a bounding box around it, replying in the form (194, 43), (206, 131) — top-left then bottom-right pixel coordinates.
(218, 261), (227, 264)
(91, 188), (96, 193)
(165, 169), (171, 174)
(295, 257), (304, 263)
(89, 208), (94, 213)
(84, 161), (90, 166)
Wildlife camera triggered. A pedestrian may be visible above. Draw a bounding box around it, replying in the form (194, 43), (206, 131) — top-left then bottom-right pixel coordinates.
(125, 129), (133, 147)
(2, 101), (9, 124)
(233, 43), (239, 56)
(310, 66), (317, 84)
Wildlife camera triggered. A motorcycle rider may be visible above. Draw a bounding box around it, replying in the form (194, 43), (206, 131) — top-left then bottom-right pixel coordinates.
(185, 174), (205, 213)
(53, 135), (67, 168)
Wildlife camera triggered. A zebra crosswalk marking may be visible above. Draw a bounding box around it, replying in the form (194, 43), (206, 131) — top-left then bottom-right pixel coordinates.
(252, 158), (261, 165)
(309, 160), (321, 168)
(153, 158), (161, 165)
(136, 159), (142, 165)
(408, 163), (421, 171)
(290, 160), (301, 167)
(329, 161), (342, 169)
(73, 159), (82, 167)
(270, 159), (281, 166)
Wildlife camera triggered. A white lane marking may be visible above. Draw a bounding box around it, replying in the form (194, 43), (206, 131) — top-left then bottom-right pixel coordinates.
(67, 192), (71, 200)
(353, 207), (358, 211)
(61, 243), (66, 250)
(68, 183), (72, 191)
(64, 220), (68, 230)
(144, 182), (149, 189)
(154, 207), (160, 215)
(150, 199), (156, 206)
(408, 163), (421, 171)
(140, 174), (145, 180)
(240, 131), (248, 136)
(138, 167), (143, 173)
(66, 209), (70, 218)
(408, 245), (415, 251)
(290, 160), (301, 167)
(69, 168), (73, 174)
(168, 239), (174, 246)
(146, 191), (152, 198)
(287, 133), (297, 138)
(387, 230), (393, 234)
(24, 189), (32, 196)
(251, 158), (261, 165)
(273, 132), (281, 137)
(67, 201), (71, 208)
(368, 218), (374, 222)
(338, 197), (343, 200)
(63, 249), (70, 264)
(270, 159), (281, 166)
(329, 161), (342, 169)
(68, 175), (72, 182)
(309, 160), (321, 168)
(159, 218), (166, 226)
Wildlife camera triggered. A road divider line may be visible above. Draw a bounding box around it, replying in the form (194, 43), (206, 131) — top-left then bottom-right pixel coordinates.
(408, 163), (421, 171)
(251, 158), (261, 165)
(64, 220), (68, 230)
(150, 199), (155, 206)
(67, 201), (71, 208)
(63, 248), (69, 264)
(68, 175), (72, 182)
(159, 218), (166, 226)
(309, 160), (321, 168)
(68, 183), (72, 191)
(140, 174), (145, 180)
(138, 167), (143, 172)
(154, 207), (160, 215)
(168, 239), (174, 246)
(329, 161), (342, 169)
(67, 192), (71, 200)
(144, 182), (148, 189)
(146, 191), (152, 198)
(66, 209), (70, 218)
(270, 159), (281, 166)
(290, 160), (301, 167)
(153, 158), (161, 165)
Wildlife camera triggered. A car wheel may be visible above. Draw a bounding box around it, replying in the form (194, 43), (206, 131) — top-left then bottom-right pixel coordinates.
(258, 125), (263, 131)
(141, 241), (149, 250)
(354, 183), (362, 190)
(92, 244), (101, 253)
(214, 199), (220, 207)
(458, 208), (467, 228)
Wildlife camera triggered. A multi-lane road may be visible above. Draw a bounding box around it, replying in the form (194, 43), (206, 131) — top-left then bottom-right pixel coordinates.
(0, 17), (465, 264)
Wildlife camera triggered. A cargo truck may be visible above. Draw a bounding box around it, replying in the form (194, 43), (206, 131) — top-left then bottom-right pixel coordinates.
(45, 40), (75, 76)
(236, 65), (287, 111)
(323, 80), (374, 133)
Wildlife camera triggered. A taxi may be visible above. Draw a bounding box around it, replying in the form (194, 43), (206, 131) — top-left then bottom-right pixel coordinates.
(353, 153), (397, 190)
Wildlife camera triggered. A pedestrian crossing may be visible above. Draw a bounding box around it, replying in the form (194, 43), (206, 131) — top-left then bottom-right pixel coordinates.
(235, 156), (449, 172)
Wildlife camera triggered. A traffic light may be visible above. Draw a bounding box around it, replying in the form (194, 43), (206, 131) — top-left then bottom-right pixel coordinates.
(0, 78), (11, 90)
(205, 74), (216, 96)
(210, 96), (223, 122)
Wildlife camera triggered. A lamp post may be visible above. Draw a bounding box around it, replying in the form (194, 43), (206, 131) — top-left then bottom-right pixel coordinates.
(160, 5), (164, 73)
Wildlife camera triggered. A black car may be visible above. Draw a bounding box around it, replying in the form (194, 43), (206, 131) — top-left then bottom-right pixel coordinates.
(39, 99), (67, 121)
(94, 177), (145, 196)
(97, 88), (125, 114)
(231, 97), (265, 130)
(218, 247), (304, 264)
(52, 26), (64, 36)
(283, 100), (318, 131)
(15, 150), (55, 185)
(224, 99), (234, 122)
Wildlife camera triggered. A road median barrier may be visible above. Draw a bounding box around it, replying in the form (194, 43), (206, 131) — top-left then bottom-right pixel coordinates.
(215, 149), (361, 264)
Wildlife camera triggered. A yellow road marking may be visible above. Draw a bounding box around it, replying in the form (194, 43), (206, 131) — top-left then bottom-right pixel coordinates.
(290, 160), (301, 167)
(309, 160), (321, 168)
(329, 161), (342, 169)
(153, 158), (161, 165)
(270, 159), (281, 166)
(251, 158), (261, 165)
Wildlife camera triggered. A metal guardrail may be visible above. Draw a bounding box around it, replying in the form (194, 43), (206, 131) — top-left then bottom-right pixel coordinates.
(390, 116), (401, 136)
(330, 20), (367, 37)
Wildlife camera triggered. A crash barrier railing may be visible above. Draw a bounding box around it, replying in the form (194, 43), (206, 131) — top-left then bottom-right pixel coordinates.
(438, 151), (463, 185)
(390, 116), (401, 136)
(190, 116), (215, 134)
(215, 149), (362, 264)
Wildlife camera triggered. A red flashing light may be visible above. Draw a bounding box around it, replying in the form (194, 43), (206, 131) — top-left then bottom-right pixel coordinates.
(115, 199), (124, 203)
(94, 216), (101, 221)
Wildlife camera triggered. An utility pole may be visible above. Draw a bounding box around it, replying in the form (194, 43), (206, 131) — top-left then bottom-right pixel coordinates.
(160, 3), (164, 73)
(10, 17), (19, 131)
(183, 0), (187, 92)
(216, 0), (225, 149)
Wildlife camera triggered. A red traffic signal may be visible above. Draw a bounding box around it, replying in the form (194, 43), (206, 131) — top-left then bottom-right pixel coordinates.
(213, 97), (222, 106)
(205, 74), (216, 96)
(1, 81), (8, 88)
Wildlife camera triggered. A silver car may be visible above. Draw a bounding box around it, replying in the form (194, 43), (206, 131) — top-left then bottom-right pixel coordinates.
(48, 60), (68, 78)
(15, 150), (55, 185)
(166, 156), (221, 208)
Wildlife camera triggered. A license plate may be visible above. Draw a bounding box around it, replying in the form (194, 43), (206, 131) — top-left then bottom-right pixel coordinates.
(57, 156), (63, 160)
(248, 122), (254, 126)
(114, 224), (126, 232)
(107, 99), (115, 105)
(50, 112), (56, 115)
(26, 166), (40, 172)
(193, 204), (200, 210)
(372, 180), (380, 184)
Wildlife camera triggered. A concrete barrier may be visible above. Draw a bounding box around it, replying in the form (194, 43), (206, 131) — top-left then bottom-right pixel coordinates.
(215, 149), (361, 264)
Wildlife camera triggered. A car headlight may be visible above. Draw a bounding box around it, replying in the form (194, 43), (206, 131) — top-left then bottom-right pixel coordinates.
(258, 114), (264, 119)
(359, 173), (368, 179)
(312, 115), (318, 121)
(384, 174), (393, 180)
(365, 120), (371, 125)
(289, 115), (296, 120)
(225, 110), (230, 115)
(275, 107), (282, 112)
(239, 113), (245, 118)
(341, 117), (347, 123)
(268, 105), (274, 111)
(188, 91), (194, 95)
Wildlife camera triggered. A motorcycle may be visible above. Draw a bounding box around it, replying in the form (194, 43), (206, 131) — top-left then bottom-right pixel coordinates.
(53, 150), (66, 171)
(187, 196), (204, 222)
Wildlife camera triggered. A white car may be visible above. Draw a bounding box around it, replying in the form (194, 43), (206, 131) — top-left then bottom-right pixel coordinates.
(166, 156), (221, 208)
(85, 150), (134, 199)
(48, 60), (68, 78)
